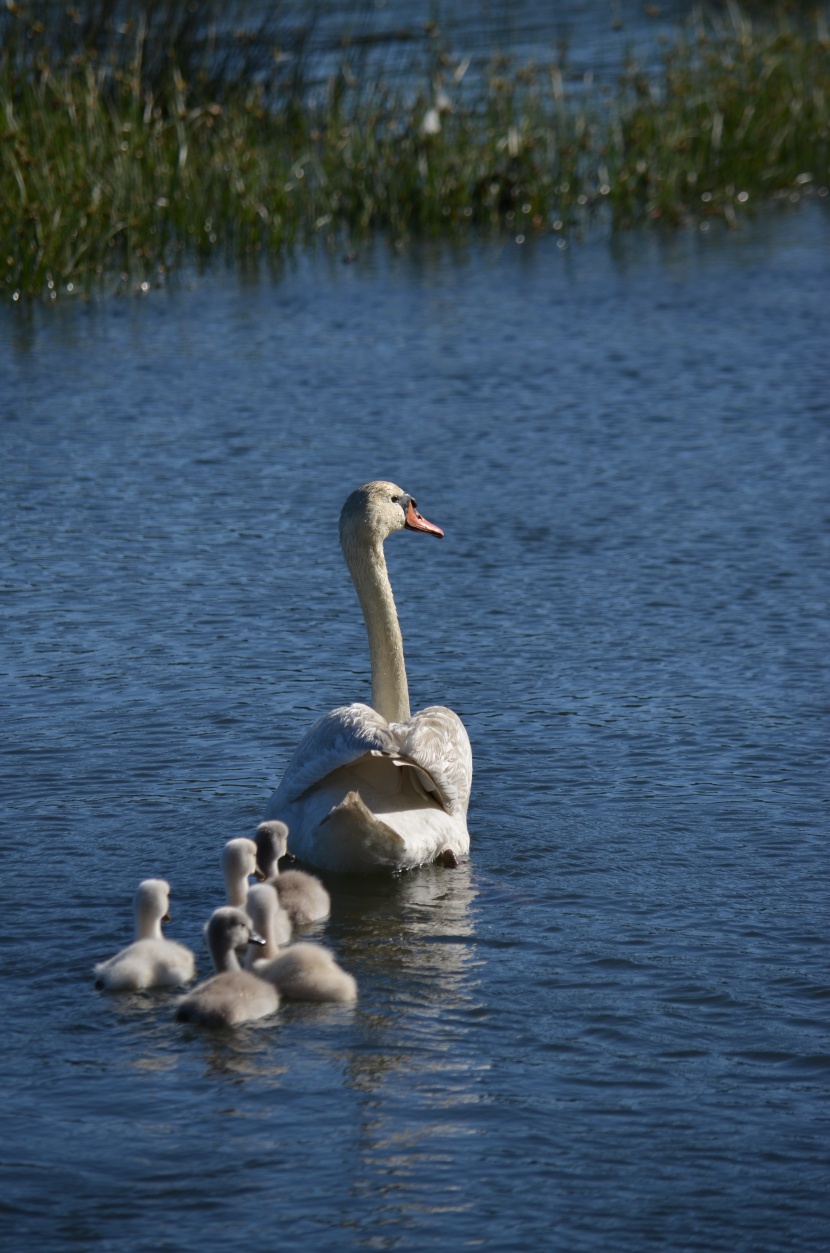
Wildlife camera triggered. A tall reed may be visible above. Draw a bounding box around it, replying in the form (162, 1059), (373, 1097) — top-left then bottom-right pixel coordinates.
(1, 3), (827, 299)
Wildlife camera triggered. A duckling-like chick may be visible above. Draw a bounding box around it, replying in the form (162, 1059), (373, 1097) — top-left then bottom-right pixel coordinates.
(255, 821), (330, 927)
(255, 942), (358, 1004)
(222, 837), (260, 907)
(244, 883), (292, 964)
(244, 879), (355, 1002)
(94, 879), (196, 992)
(175, 907), (279, 1027)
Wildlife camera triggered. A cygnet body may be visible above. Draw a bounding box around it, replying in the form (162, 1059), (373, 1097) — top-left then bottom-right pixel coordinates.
(175, 907), (279, 1027)
(94, 879), (196, 992)
(245, 880), (357, 1003)
(255, 821), (331, 927)
(256, 943), (358, 1003)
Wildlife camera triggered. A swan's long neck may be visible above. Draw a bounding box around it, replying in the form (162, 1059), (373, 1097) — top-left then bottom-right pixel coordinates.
(346, 538), (410, 723)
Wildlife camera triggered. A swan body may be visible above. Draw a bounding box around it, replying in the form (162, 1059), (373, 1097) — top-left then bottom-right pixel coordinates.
(175, 907), (279, 1027)
(265, 481), (472, 873)
(94, 879), (196, 992)
(245, 882), (356, 1002)
(254, 821), (330, 926)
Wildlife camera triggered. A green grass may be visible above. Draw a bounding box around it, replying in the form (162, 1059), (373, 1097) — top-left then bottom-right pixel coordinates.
(2, 3), (828, 299)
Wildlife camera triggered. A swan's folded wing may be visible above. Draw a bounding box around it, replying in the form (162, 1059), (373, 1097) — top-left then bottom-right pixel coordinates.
(279, 703), (397, 802)
(391, 705), (473, 819)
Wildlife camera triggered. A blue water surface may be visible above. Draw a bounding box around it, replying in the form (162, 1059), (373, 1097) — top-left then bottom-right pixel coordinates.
(1, 205), (829, 1251)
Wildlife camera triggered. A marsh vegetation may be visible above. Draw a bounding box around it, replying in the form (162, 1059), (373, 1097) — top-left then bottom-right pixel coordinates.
(2, 1), (828, 298)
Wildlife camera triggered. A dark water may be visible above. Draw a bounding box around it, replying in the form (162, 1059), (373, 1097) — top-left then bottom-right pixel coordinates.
(2, 206), (829, 1251)
(289, 0), (695, 82)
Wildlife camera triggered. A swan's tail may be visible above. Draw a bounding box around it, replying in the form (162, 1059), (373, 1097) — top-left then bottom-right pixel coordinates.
(318, 790), (408, 873)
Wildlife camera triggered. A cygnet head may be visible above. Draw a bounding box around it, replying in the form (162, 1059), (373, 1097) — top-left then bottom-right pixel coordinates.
(222, 837), (261, 906)
(134, 878), (172, 939)
(255, 820), (289, 879)
(339, 481), (444, 555)
(205, 906), (265, 974)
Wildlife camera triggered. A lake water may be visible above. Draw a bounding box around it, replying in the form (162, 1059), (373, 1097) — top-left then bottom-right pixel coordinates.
(1, 205), (829, 1251)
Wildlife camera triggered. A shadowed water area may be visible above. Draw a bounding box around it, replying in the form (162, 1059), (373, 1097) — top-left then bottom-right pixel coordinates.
(1, 205), (829, 1250)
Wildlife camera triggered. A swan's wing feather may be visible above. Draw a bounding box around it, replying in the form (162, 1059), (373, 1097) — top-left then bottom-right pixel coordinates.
(280, 703), (396, 802)
(391, 705), (472, 819)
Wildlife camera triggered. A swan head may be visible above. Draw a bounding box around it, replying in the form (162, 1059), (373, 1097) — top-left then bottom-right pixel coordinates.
(204, 906), (266, 971)
(339, 481), (444, 552)
(134, 878), (172, 926)
(255, 820), (289, 877)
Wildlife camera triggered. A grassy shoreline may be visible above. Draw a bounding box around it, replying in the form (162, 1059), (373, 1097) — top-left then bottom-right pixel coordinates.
(2, 4), (829, 299)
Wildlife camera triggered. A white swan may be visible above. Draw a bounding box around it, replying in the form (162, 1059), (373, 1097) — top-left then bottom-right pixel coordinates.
(264, 481), (472, 873)
(175, 907), (279, 1027)
(94, 879), (196, 991)
(254, 821), (330, 926)
(245, 883), (357, 1003)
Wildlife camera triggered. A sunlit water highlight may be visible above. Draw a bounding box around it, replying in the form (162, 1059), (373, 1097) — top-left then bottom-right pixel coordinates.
(1, 207), (829, 1251)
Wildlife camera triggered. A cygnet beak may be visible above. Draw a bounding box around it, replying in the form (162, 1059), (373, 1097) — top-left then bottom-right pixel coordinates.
(248, 929), (267, 947)
(163, 911), (172, 923)
(254, 866), (267, 882)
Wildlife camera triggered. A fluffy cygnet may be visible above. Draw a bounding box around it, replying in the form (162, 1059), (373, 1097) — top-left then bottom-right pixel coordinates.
(256, 943), (358, 1004)
(94, 879), (196, 992)
(255, 821), (331, 927)
(175, 907), (279, 1027)
(244, 883), (293, 963)
(222, 837), (261, 907)
(245, 880), (356, 1003)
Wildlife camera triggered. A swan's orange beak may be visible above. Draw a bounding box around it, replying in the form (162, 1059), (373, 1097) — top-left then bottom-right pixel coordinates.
(405, 500), (444, 538)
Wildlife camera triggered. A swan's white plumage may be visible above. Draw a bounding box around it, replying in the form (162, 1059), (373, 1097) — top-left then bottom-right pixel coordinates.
(264, 481), (472, 874)
(94, 879), (196, 992)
